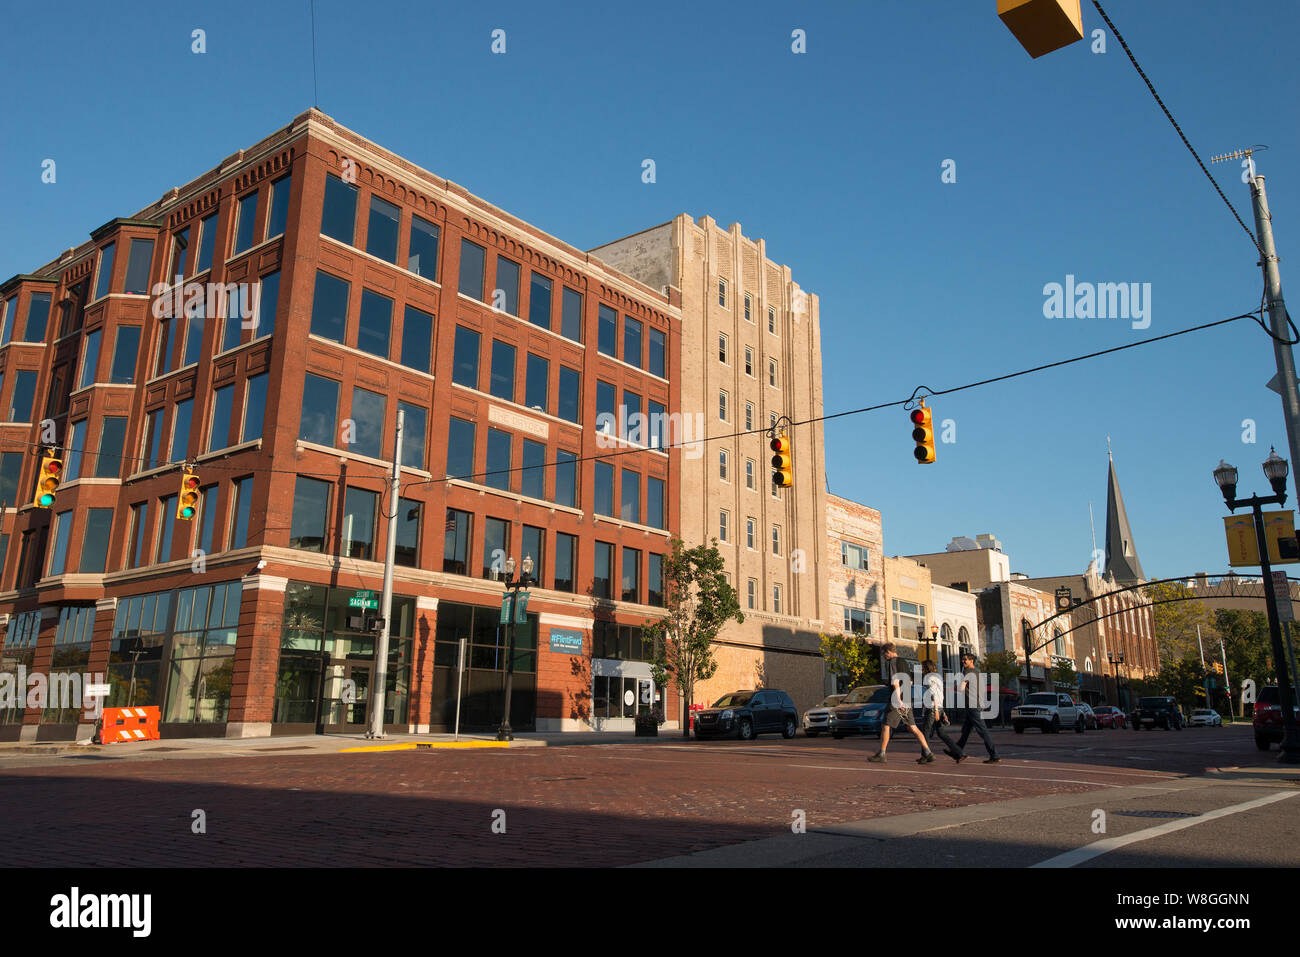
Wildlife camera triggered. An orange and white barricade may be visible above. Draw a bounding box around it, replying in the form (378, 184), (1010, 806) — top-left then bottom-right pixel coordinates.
(96, 706), (161, 745)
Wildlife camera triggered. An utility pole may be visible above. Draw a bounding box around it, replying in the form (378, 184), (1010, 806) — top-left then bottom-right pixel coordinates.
(1220, 636), (1234, 719)
(1249, 174), (1300, 507)
(367, 409), (403, 739)
(1197, 624), (1210, 710)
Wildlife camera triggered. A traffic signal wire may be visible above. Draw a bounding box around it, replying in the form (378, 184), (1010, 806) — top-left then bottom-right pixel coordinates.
(1090, 0), (1262, 256)
(0, 309), (1259, 491)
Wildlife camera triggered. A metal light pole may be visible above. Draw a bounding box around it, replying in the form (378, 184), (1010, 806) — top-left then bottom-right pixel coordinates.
(367, 409), (403, 739)
(495, 554), (534, 741)
(1214, 452), (1300, 763)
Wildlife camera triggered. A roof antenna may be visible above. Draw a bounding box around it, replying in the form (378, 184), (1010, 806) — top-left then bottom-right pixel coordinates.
(310, 0), (320, 108)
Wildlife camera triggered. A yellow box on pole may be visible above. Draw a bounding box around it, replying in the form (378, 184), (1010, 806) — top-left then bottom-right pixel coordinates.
(1223, 510), (1300, 566)
(998, 0), (1084, 58)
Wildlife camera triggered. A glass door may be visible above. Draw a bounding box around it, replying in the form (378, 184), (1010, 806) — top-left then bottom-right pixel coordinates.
(322, 660), (372, 733)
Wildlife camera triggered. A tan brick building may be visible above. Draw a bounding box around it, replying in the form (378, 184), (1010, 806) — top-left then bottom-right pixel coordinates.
(591, 216), (829, 711)
(824, 494), (884, 693)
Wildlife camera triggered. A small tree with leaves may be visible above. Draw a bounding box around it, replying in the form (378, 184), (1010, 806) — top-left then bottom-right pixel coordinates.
(646, 537), (744, 737)
(1051, 658), (1077, 689)
(819, 631), (881, 692)
(982, 650), (1023, 693)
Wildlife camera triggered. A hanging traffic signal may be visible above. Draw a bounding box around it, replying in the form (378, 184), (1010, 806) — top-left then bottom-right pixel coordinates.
(770, 433), (793, 487)
(177, 469), (201, 520)
(910, 403), (935, 464)
(1212, 661), (1224, 675)
(32, 454), (63, 508)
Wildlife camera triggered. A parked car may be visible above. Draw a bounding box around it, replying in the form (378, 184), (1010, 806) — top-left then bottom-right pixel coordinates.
(693, 689), (799, 740)
(802, 694), (846, 737)
(829, 685), (891, 738)
(1075, 701), (1099, 730)
(1253, 685), (1300, 750)
(1134, 696), (1184, 730)
(1011, 692), (1084, 734)
(1092, 705), (1127, 729)
(1189, 708), (1223, 727)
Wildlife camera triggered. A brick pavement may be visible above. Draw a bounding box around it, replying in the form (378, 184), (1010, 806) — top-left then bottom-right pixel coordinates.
(0, 734), (1203, 867)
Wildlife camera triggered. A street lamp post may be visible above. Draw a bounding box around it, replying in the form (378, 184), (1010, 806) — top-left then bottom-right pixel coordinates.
(1108, 650), (1126, 709)
(1214, 451), (1300, 763)
(494, 554), (535, 742)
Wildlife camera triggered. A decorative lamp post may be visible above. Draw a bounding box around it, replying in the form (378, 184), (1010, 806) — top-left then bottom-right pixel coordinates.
(494, 554), (535, 741)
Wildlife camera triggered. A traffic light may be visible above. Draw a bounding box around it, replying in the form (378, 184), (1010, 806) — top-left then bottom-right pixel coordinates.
(32, 454), (63, 508)
(176, 470), (200, 520)
(770, 433), (792, 488)
(910, 403), (935, 464)
(1212, 661), (1224, 675)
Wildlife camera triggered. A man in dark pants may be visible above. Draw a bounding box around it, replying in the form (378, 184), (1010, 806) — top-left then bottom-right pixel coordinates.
(921, 660), (964, 763)
(869, 642), (933, 764)
(954, 652), (999, 764)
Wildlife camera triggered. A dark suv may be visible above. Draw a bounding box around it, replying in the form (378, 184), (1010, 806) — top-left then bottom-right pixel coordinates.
(1134, 696), (1184, 730)
(1253, 685), (1300, 750)
(693, 690), (799, 740)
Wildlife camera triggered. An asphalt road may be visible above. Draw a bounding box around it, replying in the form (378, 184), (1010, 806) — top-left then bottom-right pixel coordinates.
(0, 723), (1293, 867)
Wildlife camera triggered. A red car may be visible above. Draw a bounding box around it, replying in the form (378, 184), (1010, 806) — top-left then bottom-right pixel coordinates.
(1092, 705), (1127, 729)
(1253, 686), (1300, 750)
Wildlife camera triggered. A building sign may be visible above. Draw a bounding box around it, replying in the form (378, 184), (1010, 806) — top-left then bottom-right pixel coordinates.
(548, 628), (584, 655)
(489, 405), (548, 439)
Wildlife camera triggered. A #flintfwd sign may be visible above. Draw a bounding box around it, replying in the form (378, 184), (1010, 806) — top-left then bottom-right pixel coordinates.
(1223, 510), (1299, 567)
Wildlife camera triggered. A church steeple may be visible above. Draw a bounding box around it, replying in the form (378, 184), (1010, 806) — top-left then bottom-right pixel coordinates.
(1104, 447), (1145, 584)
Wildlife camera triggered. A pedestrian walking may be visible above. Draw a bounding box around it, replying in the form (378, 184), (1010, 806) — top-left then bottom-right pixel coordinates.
(869, 642), (933, 764)
(921, 660), (964, 762)
(954, 652), (1000, 763)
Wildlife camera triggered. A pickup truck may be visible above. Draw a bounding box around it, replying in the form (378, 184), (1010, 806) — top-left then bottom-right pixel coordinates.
(1011, 692), (1085, 734)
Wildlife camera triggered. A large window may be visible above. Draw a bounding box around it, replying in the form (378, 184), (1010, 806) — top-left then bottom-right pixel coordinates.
(522, 525), (545, 586)
(254, 271), (279, 339)
(593, 542), (613, 599)
(485, 428), (512, 491)
(623, 316), (642, 369)
(555, 450), (577, 508)
(321, 174), (358, 245)
(395, 498), (421, 568)
(554, 532), (576, 592)
(311, 271), (349, 343)
(48, 510), (73, 577)
(341, 487), (378, 560)
(170, 398), (193, 463)
(620, 470), (640, 523)
(366, 195), (401, 263)
(106, 591), (168, 709)
(557, 366), (580, 423)
(109, 326), (140, 384)
(482, 517), (510, 579)
(94, 242), (116, 299)
(164, 581), (242, 724)
(233, 193), (259, 255)
(529, 273), (552, 329)
(22, 294), (52, 342)
(290, 476), (331, 552)
(648, 327), (666, 378)
(299, 374), (340, 446)
(597, 305), (617, 357)
(349, 387), (386, 459)
(243, 373), (267, 443)
(648, 554), (664, 607)
(127, 502), (148, 569)
(155, 494), (177, 563)
(79, 329), (101, 389)
(123, 240), (153, 296)
(0, 452), (20, 505)
(524, 354), (548, 412)
(400, 305), (433, 373)
(80, 508), (113, 573)
(142, 410), (163, 470)
(443, 508), (473, 575)
(96, 417), (126, 479)
(357, 289), (393, 359)
(182, 300), (204, 366)
(398, 401), (427, 470)
(9, 370), (37, 422)
(596, 380), (615, 436)
(447, 417), (476, 479)
(198, 485), (218, 556)
(521, 439), (546, 500)
(594, 462), (615, 517)
(407, 215), (439, 279)
(891, 600), (926, 642)
(64, 420), (86, 482)
(195, 213), (218, 274)
(622, 547), (640, 602)
(841, 542), (870, 570)
(561, 287), (583, 342)
(230, 476), (253, 549)
(646, 476), (665, 529)
(266, 174), (292, 240)
(489, 340), (515, 402)
(452, 326), (480, 389)
(495, 257), (520, 316)
(459, 240), (486, 300)
(47, 606), (95, 723)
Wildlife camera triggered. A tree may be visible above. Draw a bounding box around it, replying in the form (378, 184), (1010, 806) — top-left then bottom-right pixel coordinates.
(646, 537), (744, 737)
(1145, 582), (1215, 667)
(1214, 608), (1273, 714)
(819, 632), (881, 691)
(982, 650), (1022, 692)
(1051, 658), (1077, 689)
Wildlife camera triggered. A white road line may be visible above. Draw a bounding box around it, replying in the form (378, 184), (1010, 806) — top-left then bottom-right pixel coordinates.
(1031, 790), (1300, 868)
(786, 764), (1158, 788)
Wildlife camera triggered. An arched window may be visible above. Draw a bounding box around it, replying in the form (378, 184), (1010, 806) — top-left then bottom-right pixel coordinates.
(1053, 627), (1065, 656)
(958, 625), (970, 651)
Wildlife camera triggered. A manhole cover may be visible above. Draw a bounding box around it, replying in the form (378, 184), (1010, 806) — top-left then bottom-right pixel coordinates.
(1113, 810), (1197, 819)
(143, 747), (186, 752)
(536, 776), (587, 782)
(254, 746), (313, 752)
(64, 755), (124, 761)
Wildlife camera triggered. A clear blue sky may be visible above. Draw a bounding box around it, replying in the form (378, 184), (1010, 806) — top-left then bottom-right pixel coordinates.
(1, 1), (1297, 581)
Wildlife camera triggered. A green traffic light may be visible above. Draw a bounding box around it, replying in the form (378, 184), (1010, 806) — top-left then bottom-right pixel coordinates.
(38, 494), (54, 507)
(181, 506), (195, 519)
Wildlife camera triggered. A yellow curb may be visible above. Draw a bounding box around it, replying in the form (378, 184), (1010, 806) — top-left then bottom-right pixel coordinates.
(338, 741), (511, 752)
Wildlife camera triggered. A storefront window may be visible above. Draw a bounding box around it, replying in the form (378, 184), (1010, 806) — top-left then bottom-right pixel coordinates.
(0, 611), (39, 724)
(431, 600), (536, 731)
(163, 582), (242, 723)
(108, 592), (170, 709)
(44, 606), (94, 724)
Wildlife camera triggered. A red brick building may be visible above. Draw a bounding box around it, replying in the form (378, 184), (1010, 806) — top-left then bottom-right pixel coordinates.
(0, 109), (681, 741)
